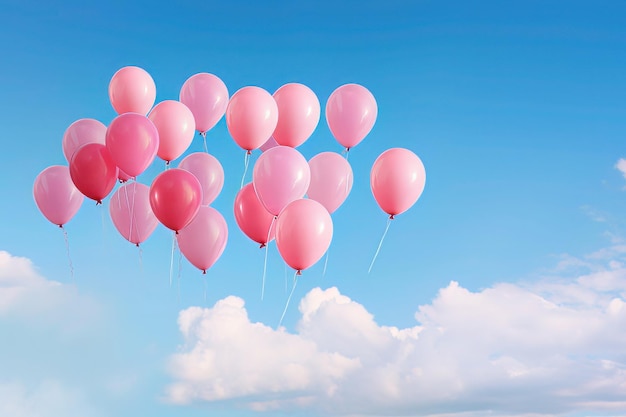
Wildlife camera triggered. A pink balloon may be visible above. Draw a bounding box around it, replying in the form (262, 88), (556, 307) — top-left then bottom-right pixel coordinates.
(177, 152), (224, 206)
(118, 169), (132, 183)
(148, 100), (196, 163)
(69, 143), (118, 204)
(252, 146), (310, 216)
(307, 152), (353, 214)
(325, 83), (377, 150)
(370, 148), (426, 218)
(179, 73), (229, 134)
(226, 86), (278, 151)
(275, 199), (333, 273)
(259, 136), (278, 152)
(33, 165), (84, 227)
(233, 183), (276, 247)
(106, 113), (159, 178)
(108, 66), (156, 115)
(62, 118), (107, 163)
(177, 206), (228, 273)
(149, 168), (202, 232)
(272, 83), (320, 148)
(109, 182), (158, 246)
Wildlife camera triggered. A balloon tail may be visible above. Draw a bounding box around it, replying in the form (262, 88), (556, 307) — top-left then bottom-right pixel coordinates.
(203, 274), (208, 303)
(261, 216), (276, 300)
(368, 217), (393, 274)
(240, 151), (251, 190)
(201, 131), (208, 153)
(61, 226), (75, 282)
(343, 148), (351, 161)
(169, 232), (176, 287)
(322, 248), (330, 278)
(278, 271), (299, 328)
(177, 246), (184, 304)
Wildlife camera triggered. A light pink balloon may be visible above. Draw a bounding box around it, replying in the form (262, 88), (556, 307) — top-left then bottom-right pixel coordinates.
(109, 182), (158, 246)
(108, 66), (156, 115)
(62, 118), (107, 163)
(106, 113), (159, 178)
(149, 168), (202, 232)
(259, 136), (278, 152)
(252, 146), (310, 216)
(148, 100), (196, 163)
(325, 83), (377, 150)
(226, 86), (278, 151)
(370, 148), (426, 218)
(233, 183), (276, 247)
(272, 83), (320, 148)
(275, 199), (333, 273)
(307, 152), (353, 214)
(177, 206), (228, 273)
(33, 165), (84, 227)
(179, 73), (229, 134)
(178, 152), (224, 206)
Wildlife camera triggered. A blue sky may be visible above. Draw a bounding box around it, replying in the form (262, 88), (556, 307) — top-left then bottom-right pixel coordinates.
(1, 1), (626, 416)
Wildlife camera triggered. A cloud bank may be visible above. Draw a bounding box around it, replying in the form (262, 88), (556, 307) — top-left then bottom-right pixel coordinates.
(166, 248), (626, 416)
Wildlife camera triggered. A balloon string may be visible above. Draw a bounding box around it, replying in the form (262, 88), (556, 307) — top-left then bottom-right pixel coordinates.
(261, 216), (277, 300)
(130, 182), (137, 244)
(278, 271), (299, 328)
(177, 246), (184, 304)
(61, 226), (75, 282)
(368, 217), (393, 274)
(284, 262), (288, 293)
(138, 244), (144, 278)
(169, 232), (177, 287)
(201, 131), (208, 153)
(240, 151), (251, 190)
(322, 248), (330, 278)
(203, 274), (208, 303)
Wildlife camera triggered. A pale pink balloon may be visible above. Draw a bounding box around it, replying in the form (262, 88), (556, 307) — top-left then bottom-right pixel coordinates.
(108, 66), (156, 115)
(178, 152), (224, 206)
(33, 165), (84, 227)
(177, 206), (228, 274)
(307, 152), (353, 214)
(149, 168), (202, 232)
(233, 183), (276, 247)
(148, 100), (196, 162)
(62, 118), (107, 163)
(370, 148), (426, 218)
(272, 83), (320, 148)
(325, 83), (377, 150)
(259, 136), (278, 152)
(226, 86), (278, 151)
(179, 73), (229, 134)
(275, 199), (333, 273)
(69, 143), (118, 204)
(252, 146), (310, 216)
(106, 113), (159, 178)
(109, 182), (158, 246)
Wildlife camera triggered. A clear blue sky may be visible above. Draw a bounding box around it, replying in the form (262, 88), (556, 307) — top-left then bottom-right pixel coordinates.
(1, 1), (626, 416)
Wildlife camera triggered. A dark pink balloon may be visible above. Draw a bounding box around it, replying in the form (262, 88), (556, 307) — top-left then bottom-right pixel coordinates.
(106, 113), (159, 178)
(109, 182), (158, 246)
(62, 118), (107, 163)
(233, 183), (276, 247)
(325, 83), (377, 150)
(69, 143), (118, 204)
(272, 83), (320, 148)
(178, 152), (224, 206)
(179, 73), (229, 134)
(33, 165), (84, 227)
(177, 206), (228, 273)
(149, 168), (202, 232)
(108, 66), (156, 115)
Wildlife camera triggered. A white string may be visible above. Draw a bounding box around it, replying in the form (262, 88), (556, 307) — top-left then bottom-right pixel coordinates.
(368, 217), (393, 274)
(240, 151), (251, 190)
(201, 131), (208, 153)
(261, 216), (277, 300)
(278, 271), (299, 328)
(322, 249), (330, 277)
(169, 232), (176, 287)
(61, 226), (74, 282)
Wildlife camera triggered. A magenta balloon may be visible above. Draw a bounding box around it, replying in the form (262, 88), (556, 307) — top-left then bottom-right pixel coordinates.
(226, 86), (278, 151)
(275, 199), (333, 273)
(307, 152), (353, 214)
(62, 118), (107, 163)
(109, 182), (158, 246)
(325, 83), (377, 150)
(252, 146), (310, 216)
(272, 83), (320, 148)
(259, 136), (278, 152)
(178, 152), (224, 206)
(108, 66), (156, 115)
(177, 206), (228, 273)
(149, 169), (202, 232)
(69, 143), (118, 204)
(179, 73), (229, 134)
(106, 113), (159, 178)
(370, 148), (426, 217)
(33, 165), (84, 227)
(233, 183), (276, 247)
(148, 100), (196, 163)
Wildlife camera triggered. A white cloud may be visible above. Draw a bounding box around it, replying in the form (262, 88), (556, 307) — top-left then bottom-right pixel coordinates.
(166, 248), (626, 416)
(616, 158), (626, 179)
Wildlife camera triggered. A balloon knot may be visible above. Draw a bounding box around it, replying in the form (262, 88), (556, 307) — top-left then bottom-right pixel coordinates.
(296, 270), (302, 276)
(135, 243), (140, 247)
(96, 200), (102, 206)
(58, 224), (64, 229)
(166, 160), (170, 166)
(246, 150), (252, 155)
(175, 230), (179, 235)
(389, 214), (395, 220)
(202, 270), (207, 275)
(260, 243), (266, 249)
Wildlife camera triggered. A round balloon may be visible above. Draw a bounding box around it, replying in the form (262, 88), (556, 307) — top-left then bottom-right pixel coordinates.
(226, 86), (278, 151)
(272, 83), (320, 148)
(148, 100), (196, 163)
(108, 66), (156, 115)
(233, 183), (276, 247)
(33, 165), (84, 227)
(370, 148), (426, 218)
(178, 152), (224, 206)
(177, 206), (228, 273)
(106, 112), (159, 178)
(149, 168), (202, 232)
(62, 118), (107, 163)
(179, 72), (229, 134)
(275, 199), (333, 273)
(325, 83), (377, 150)
(109, 182), (158, 246)
(69, 143), (118, 204)
(307, 152), (353, 214)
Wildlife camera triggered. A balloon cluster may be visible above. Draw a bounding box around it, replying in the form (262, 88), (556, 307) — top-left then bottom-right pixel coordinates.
(33, 66), (426, 276)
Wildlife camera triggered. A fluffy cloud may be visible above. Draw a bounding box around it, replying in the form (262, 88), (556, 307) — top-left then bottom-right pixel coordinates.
(166, 248), (626, 416)
(615, 158), (626, 179)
